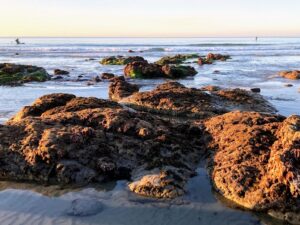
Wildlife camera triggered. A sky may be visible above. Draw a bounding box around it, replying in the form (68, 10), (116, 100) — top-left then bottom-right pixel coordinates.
(0, 0), (300, 37)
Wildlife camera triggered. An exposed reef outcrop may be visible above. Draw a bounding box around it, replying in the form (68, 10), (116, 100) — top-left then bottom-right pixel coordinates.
(0, 63), (50, 85)
(109, 81), (276, 118)
(100, 56), (146, 65)
(155, 54), (199, 65)
(205, 111), (300, 224)
(0, 93), (205, 198)
(0, 80), (299, 223)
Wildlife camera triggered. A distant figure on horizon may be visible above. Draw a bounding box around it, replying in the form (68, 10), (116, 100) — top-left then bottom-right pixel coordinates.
(15, 38), (24, 45)
(255, 37), (258, 42)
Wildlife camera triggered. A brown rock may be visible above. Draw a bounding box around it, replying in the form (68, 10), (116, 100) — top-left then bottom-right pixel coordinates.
(205, 112), (300, 223)
(101, 73), (115, 80)
(93, 76), (101, 83)
(129, 168), (188, 198)
(111, 81), (276, 119)
(161, 65), (197, 78)
(109, 79), (140, 101)
(279, 71), (300, 80)
(0, 93), (204, 195)
(124, 61), (164, 79)
(200, 85), (221, 92)
(54, 69), (69, 75)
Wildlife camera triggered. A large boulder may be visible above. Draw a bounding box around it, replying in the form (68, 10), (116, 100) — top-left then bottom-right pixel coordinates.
(205, 111), (300, 224)
(124, 61), (164, 79)
(161, 65), (197, 78)
(110, 81), (277, 118)
(124, 61), (197, 79)
(0, 93), (205, 198)
(279, 70), (300, 80)
(100, 56), (146, 65)
(0, 63), (50, 85)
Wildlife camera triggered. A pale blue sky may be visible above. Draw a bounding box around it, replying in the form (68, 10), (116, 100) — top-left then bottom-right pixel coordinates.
(0, 0), (299, 37)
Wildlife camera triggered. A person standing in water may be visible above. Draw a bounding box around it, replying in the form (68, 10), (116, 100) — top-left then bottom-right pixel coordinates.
(15, 38), (24, 45)
(255, 37), (258, 42)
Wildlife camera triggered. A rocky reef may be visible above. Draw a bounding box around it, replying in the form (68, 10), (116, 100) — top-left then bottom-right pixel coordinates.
(109, 80), (276, 118)
(279, 70), (300, 80)
(0, 93), (205, 198)
(205, 111), (300, 224)
(0, 79), (299, 223)
(100, 56), (146, 65)
(0, 63), (50, 85)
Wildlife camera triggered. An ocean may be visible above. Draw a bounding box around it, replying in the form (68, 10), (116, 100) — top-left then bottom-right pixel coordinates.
(0, 37), (299, 225)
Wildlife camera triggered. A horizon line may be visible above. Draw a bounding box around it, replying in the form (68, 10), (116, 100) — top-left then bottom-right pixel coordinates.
(1, 36), (300, 39)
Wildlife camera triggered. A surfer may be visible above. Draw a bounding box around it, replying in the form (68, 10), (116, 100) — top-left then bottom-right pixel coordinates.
(255, 37), (258, 42)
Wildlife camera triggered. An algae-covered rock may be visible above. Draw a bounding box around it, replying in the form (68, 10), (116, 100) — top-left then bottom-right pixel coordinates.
(0, 63), (50, 85)
(161, 65), (197, 78)
(124, 61), (164, 79)
(155, 54), (199, 65)
(100, 56), (146, 65)
(124, 61), (197, 79)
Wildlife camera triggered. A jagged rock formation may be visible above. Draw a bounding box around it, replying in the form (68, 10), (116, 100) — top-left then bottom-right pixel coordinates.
(205, 111), (300, 224)
(0, 93), (205, 198)
(109, 81), (276, 118)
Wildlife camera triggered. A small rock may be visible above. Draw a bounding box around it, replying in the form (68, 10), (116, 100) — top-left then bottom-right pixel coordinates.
(250, 88), (261, 93)
(93, 76), (101, 83)
(86, 82), (94, 86)
(284, 84), (293, 87)
(279, 70), (300, 80)
(52, 76), (63, 80)
(101, 73), (115, 80)
(67, 199), (103, 217)
(54, 69), (70, 75)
